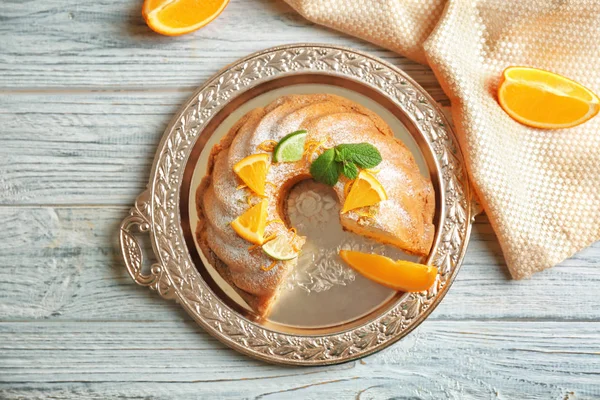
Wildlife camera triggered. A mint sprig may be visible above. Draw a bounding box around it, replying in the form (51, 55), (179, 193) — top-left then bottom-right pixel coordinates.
(341, 160), (359, 180)
(309, 148), (339, 186)
(310, 143), (382, 186)
(334, 143), (382, 168)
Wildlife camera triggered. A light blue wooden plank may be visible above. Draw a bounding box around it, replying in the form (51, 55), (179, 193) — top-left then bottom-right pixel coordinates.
(0, 0), (444, 96)
(1, 0), (599, 398)
(0, 90), (185, 205)
(1, 320), (599, 399)
(0, 89), (447, 205)
(0, 207), (598, 322)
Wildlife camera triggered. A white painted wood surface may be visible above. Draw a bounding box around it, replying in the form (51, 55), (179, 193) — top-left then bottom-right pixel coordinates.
(1, 1), (599, 398)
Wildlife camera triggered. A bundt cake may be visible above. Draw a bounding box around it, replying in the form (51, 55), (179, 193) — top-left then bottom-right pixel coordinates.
(196, 94), (435, 317)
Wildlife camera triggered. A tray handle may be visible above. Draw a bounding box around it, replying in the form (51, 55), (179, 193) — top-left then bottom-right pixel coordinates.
(119, 191), (175, 300)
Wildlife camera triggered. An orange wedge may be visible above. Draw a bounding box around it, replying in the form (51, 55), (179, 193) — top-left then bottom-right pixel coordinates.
(142, 0), (229, 36)
(231, 199), (268, 245)
(339, 251), (438, 292)
(341, 170), (387, 214)
(498, 66), (600, 129)
(233, 153), (270, 196)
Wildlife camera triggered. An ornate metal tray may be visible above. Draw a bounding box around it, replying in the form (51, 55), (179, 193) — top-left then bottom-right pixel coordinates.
(119, 44), (475, 365)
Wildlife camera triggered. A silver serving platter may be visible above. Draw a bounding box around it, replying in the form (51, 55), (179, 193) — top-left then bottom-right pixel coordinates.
(119, 44), (475, 365)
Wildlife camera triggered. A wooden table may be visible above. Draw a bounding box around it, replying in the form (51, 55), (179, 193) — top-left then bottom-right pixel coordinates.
(1, 1), (599, 398)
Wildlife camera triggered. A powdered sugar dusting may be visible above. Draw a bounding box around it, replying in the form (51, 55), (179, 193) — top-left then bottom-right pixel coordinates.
(199, 94), (435, 299)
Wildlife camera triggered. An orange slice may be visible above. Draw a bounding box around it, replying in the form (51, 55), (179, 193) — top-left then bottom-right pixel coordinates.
(341, 170), (387, 214)
(498, 66), (600, 129)
(233, 154), (270, 196)
(231, 199), (268, 245)
(339, 250), (437, 292)
(142, 0), (229, 36)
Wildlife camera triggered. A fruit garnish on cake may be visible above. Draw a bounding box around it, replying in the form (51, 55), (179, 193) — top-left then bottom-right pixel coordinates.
(341, 170), (387, 213)
(196, 94), (435, 317)
(273, 130), (307, 163)
(230, 198), (268, 245)
(233, 153), (270, 196)
(262, 235), (298, 262)
(339, 251), (437, 292)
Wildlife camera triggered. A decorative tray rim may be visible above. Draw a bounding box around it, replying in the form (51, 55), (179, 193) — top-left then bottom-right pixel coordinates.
(119, 43), (475, 366)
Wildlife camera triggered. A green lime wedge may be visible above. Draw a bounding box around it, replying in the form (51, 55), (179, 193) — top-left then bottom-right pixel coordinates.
(262, 235), (298, 261)
(273, 130), (307, 162)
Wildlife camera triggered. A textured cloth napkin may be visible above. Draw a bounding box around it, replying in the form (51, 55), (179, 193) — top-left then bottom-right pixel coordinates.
(284, 0), (600, 279)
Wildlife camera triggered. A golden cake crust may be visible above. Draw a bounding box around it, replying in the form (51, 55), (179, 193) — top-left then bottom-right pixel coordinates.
(196, 94), (435, 317)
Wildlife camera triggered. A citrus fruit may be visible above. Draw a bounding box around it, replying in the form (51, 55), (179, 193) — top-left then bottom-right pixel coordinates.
(341, 170), (387, 213)
(233, 153), (270, 196)
(339, 250), (438, 292)
(273, 130), (307, 162)
(231, 199), (268, 245)
(498, 66), (599, 129)
(142, 0), (229, 36)
(262, 235), (298, 261)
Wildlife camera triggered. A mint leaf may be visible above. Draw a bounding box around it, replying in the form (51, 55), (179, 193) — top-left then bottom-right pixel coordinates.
(335, 143), (382, 169)
(310, 148), (339, 186)
(334, 145), (354, 162)
(334, 147), (345, 162)
(341, 161), (358, 180)
(311, 143), (383, 185)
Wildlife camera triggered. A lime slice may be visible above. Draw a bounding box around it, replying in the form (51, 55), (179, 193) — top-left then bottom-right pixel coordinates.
(262, 235), (298, 261)
(273, 130), (307, 162)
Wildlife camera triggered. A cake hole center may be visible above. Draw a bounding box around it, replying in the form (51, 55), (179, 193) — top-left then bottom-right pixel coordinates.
(269, 179), (399, 327)
(286, 180), (341, 241)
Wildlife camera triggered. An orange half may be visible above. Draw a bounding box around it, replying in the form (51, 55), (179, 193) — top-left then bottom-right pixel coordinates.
(498, 66), (599, 129)
(142, 0), (229, 36)
(339, 250), (438, 292)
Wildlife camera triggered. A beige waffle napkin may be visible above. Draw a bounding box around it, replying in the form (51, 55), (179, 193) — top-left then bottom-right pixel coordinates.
(284, 0), (600, 279)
